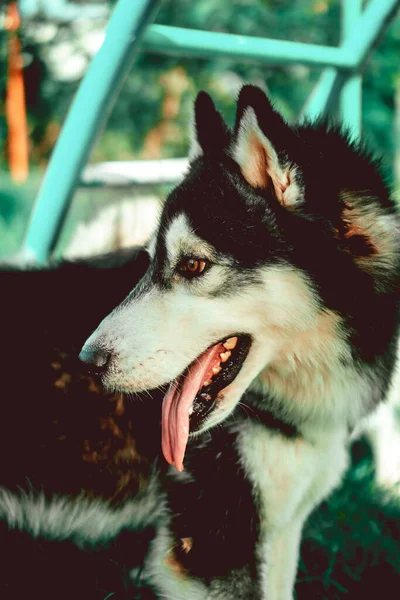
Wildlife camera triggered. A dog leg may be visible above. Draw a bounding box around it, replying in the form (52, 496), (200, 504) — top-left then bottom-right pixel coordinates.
(262, 516), (304, 600)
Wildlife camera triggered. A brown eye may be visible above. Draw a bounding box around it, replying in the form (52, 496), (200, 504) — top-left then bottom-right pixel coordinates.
(187, 259), (199, 272)
(179, 258), (207, 277)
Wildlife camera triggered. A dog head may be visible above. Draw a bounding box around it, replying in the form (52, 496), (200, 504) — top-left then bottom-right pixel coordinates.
(80, 86), (399, 470)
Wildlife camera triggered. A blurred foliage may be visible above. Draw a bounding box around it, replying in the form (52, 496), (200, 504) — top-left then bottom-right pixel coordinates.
(0, 0), (399, 258)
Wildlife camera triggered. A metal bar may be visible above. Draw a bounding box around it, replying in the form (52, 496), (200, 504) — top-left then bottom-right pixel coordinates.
(340, 0), (363, 139)
(142, 24), (353, 69)
(81, 158), (189, 188)
(143, 0), (400, 71)
(299, 68), (346, 122)
(340, 74), (362, 138)
(21, 0), (162, 265)
(343, 0), (400, 69)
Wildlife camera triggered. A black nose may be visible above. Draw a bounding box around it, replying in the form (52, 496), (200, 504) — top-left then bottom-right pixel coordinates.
(79, 345), (111, 376)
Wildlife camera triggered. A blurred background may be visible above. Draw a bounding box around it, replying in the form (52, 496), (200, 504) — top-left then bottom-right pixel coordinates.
(1, 0), (400, 260)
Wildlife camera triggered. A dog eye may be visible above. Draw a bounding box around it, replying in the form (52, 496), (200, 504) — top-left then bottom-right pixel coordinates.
(178, 258), (208, 277)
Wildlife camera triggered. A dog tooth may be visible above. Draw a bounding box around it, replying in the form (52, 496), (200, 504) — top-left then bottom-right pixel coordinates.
(212, 366), (222, 375)
(220, 350), (231, 363)
(203, 379), (212, 387)
(223, 337), (238, 350)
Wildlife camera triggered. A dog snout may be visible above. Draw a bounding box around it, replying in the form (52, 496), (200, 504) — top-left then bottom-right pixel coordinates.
(79, 344), (111, 376)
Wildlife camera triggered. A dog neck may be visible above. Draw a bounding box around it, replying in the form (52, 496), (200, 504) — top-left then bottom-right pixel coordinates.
(251, 306), (375, 429)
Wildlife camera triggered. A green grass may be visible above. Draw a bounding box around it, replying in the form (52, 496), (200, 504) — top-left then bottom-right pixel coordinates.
(296, 439), (400, 599)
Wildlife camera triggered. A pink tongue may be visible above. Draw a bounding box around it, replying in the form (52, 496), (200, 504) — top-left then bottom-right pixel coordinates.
(161, 343), (224, 471)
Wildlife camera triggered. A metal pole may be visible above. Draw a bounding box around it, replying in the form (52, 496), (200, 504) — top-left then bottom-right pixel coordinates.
(340, 0), (362, 139)
(342, 0), (400, 69)
(142, 25), (353, 69)
(301, 0), (399, 131)
(142, 1), (400, 71)
(300, 68), (345, 123)
(21, 0), (162, 264)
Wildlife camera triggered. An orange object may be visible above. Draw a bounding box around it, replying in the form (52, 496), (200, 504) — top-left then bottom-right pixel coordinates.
(5, 2), (29, 184)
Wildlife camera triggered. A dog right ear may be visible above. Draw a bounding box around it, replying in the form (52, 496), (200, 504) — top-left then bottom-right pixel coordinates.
(189, 91), (230, 161)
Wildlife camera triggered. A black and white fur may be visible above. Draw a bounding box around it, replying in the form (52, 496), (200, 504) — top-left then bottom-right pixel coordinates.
(80, 86), (400, 599)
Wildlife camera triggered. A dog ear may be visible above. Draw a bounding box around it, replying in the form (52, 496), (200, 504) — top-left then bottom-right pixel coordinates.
(189, 91), (230, 161)
(339, 192), (399, 274)
(230, 85), (302, 209)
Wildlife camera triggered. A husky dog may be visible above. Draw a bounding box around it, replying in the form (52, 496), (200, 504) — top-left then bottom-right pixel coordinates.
(80, 86), (400, 599)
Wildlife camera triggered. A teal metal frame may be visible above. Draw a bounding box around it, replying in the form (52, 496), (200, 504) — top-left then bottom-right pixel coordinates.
(340, 0), (362, 137)
(21, 0), (400, 265)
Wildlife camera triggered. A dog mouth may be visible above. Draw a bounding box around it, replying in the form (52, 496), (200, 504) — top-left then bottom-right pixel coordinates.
(161, 334), (252, 471)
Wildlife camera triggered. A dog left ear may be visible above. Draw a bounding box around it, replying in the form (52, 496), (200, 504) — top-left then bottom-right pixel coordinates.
(230, 86), (302, 208)
(338, 192), (399, 275)
(189, 91), (230, 161)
